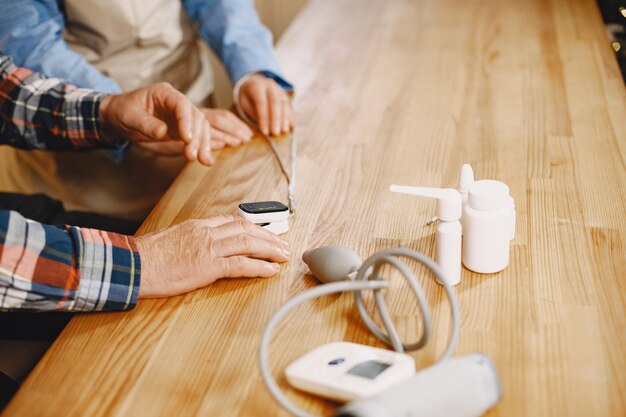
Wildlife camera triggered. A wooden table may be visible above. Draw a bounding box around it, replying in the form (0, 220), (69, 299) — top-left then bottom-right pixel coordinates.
(5, 0), (626, 415)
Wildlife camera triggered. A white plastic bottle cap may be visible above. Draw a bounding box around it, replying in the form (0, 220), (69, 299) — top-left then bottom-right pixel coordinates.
(468, 180), (510, 211)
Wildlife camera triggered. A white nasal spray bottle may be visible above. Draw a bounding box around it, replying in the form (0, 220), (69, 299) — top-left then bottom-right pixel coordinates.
(389, 185), (462, 286)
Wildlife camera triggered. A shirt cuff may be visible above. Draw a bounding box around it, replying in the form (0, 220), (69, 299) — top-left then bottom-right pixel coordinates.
(88, 92), (130, 162)
(259, 70), (294, 91)
(63, 90), (128, 150)
(65, 227), (141, 312)
(233, 71), (294, 95)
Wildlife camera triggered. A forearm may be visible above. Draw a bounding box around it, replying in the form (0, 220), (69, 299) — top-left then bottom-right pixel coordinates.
(0, 56), (124, 151)
(183, 0), (293, 88)
(0, 0), (120, 93)
(0, 210), (140, 312)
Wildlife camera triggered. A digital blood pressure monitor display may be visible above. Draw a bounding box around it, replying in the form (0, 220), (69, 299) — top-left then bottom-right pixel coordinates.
(345, 360), (391, 379)
(285, 342), (415, 403)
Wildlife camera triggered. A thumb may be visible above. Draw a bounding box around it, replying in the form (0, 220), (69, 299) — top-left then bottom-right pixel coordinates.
(129, 111), (168, 141)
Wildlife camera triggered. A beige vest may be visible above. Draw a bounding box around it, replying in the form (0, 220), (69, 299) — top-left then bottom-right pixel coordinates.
(63, 0), (214, 106)
(0, 0), (213, 220)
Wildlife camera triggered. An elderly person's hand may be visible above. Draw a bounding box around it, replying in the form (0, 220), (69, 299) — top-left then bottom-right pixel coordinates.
(135, 215), (290, 298)
(131, 108), (255, 155)
(237, 73), (294, 137)
(200, 108), (254, 149)
(99, 82), (215, 166)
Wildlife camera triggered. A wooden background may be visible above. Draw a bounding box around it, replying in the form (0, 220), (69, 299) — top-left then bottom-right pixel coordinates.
(5, 0), (626, 416)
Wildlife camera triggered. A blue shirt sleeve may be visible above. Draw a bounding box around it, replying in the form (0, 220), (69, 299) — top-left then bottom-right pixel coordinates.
(182, 0), (294, 91)
(0, 1), (126, 159)
(0, 0), (121, 93)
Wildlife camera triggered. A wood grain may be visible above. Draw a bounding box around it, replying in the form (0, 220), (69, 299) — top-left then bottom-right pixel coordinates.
(5, 0), (626, 416)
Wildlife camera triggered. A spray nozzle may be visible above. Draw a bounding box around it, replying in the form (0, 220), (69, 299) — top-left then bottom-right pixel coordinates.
(389, 185), (462, 222)
(458, 164), (475, 194)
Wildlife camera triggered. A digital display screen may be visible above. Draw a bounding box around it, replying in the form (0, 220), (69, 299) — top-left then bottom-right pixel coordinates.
(346, 360), (391, 379)
(239, 201), (288, 214)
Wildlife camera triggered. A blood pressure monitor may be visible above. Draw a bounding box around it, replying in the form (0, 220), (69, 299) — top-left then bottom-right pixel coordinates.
(285, 342), (415, 403)
(238, 201), (289, 235)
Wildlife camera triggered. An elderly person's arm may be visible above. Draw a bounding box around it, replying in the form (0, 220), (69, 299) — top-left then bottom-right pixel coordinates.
(0, 55), (215, 165)
(0, 55), (289, 311)
(0, 210), (288, 311)
(0, 209), (141, 311)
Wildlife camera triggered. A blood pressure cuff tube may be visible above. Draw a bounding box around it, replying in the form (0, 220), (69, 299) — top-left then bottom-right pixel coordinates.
(333, 354), (502, 417)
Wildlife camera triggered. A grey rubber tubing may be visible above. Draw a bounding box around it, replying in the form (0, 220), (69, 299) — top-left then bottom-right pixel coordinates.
(259, 248), (460, 417)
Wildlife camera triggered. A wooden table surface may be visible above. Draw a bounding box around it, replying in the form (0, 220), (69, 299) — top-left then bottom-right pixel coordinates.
(5, 0), (626, 416)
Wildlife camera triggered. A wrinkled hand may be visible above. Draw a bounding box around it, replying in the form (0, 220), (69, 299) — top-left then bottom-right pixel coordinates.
(135, 215), (290, 298)
(238, 73), (294, 137)
(136, 109), (253, 155)
(201, 108), (253, 149)
(99, 82), (214, 166)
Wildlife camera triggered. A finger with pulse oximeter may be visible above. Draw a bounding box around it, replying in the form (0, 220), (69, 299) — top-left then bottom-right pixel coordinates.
(238, 201), (290, 235)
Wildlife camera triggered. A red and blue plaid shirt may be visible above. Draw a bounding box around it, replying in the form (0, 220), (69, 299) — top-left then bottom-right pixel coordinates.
(0, 55), (140, 311)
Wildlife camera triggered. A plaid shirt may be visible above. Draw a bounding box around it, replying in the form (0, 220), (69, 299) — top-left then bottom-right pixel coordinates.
(0, 55), (140, 311)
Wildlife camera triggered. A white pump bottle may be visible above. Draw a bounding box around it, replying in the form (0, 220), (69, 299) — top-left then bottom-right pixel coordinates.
(462, 180), (515, 273)
(389, 185), (462, 286)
